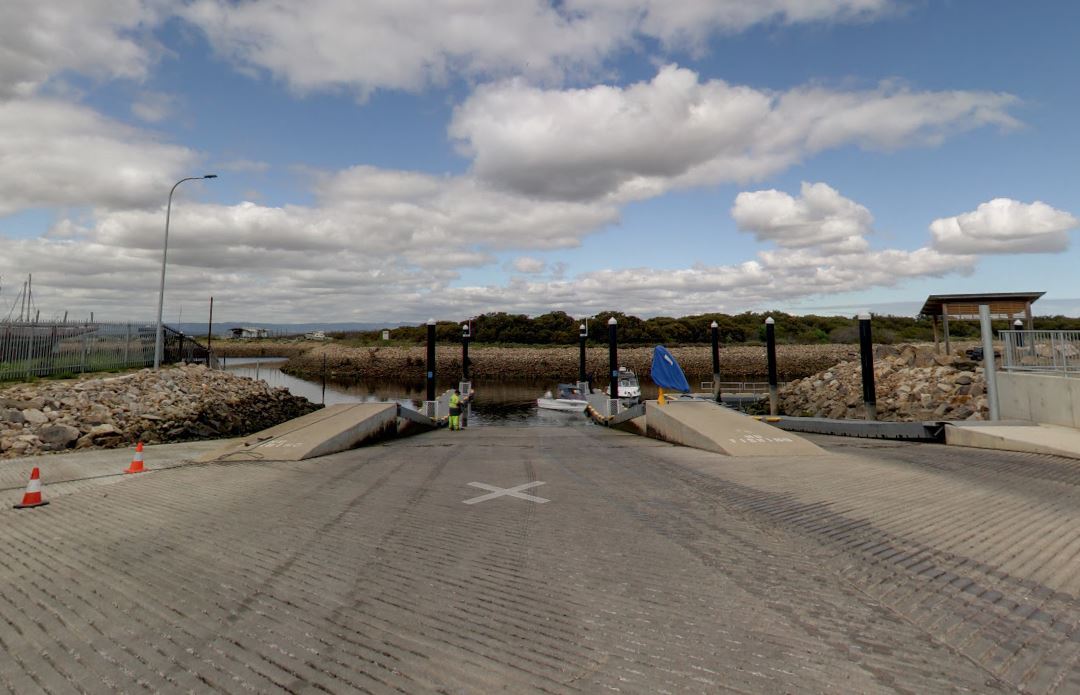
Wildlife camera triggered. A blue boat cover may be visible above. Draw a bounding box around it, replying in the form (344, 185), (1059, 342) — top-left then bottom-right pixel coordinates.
(651, 345), (690, 392)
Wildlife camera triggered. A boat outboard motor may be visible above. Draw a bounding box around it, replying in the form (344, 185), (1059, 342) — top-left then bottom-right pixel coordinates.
(650, 345), (690, 405)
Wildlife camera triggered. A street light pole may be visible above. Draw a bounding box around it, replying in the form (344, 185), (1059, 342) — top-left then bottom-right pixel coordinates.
(154, 174), (217, 369)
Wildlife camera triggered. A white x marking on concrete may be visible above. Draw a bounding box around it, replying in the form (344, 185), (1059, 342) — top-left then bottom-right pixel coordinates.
(463, 481), (550, 505)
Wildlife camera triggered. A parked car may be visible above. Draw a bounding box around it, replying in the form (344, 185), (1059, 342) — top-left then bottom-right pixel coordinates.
(965, 347), (1000, 361)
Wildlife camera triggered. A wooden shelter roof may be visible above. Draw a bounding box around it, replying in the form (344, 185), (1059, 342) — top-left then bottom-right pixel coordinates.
(919, 292), (1044, 319)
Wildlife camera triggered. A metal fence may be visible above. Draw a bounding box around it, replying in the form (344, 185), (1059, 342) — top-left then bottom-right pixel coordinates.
(1001, 330), (1080, 374)
(699, 380), (781, 394)
(0, 321), (216, 382)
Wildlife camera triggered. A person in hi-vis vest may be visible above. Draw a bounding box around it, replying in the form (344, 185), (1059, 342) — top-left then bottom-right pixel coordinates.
(449, 389), (462, 431)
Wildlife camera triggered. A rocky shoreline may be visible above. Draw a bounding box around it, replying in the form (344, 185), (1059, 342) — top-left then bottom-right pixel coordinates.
(778, 344), (989, 421)
(278, 343), (859, 382)
(0, 342), (991, 459)
(1, 364), (319, 459)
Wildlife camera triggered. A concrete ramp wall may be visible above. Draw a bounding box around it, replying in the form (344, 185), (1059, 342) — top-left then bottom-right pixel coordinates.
(645, 400), (824, 456)
(199, 403), (433, 462)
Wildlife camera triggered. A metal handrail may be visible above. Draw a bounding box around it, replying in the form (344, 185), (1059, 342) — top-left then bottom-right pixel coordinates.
(699, 380), (783, 394)
(1001, 330), (1080, 374)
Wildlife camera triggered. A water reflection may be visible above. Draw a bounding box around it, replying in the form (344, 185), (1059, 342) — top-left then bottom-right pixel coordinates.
(222, 357), (597, 427)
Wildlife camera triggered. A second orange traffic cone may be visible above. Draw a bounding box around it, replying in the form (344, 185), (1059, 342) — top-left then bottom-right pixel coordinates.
(13, 467), (49, 509)
(124, 442), (145, 474)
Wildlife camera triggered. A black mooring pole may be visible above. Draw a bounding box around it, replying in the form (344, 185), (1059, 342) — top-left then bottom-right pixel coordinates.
(578, 323), (587, 384)
(461, 323), (470, 380)
(765, 317), (778, 416)
(426, 318), (436, 409)
(858, 313), (877, 420)
(608, 317), (618, 403)
(710, 320), (721, 402)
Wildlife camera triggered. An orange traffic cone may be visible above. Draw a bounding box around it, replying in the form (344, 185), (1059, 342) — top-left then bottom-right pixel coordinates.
(13, 467), (49, 509)
(124, 442), (145, 474)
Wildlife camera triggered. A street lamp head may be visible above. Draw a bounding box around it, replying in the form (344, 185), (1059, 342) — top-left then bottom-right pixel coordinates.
(203, 174), (218, 179)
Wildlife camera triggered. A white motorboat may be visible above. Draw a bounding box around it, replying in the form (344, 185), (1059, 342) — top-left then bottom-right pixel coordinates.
(616, 367), (641, 400)
(537, 383), (589, 412)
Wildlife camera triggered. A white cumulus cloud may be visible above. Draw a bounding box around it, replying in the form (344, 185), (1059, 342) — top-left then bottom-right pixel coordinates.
(3, 168), (980, 322)
(930, 198), (1079, 254)
(732, 182), (872, 251)
(180, 0), (895, 97)
(0, 98), (198, 215)
(0, 0), (161, 98)
(450, 65), (1020, 202)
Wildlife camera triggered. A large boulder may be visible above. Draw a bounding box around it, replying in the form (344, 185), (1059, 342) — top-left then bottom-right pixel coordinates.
(21, 409), (49, 425)
(38, 424), (81, 448)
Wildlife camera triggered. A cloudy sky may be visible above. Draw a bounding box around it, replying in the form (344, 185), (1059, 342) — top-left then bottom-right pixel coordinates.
(1, 1), (1078, 325)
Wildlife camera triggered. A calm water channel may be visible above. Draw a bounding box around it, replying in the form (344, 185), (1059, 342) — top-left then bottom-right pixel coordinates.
(223, 357), (610, 427)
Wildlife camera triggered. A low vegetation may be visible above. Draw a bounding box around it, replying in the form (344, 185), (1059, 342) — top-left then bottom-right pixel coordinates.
(323, 310), (1080, 347)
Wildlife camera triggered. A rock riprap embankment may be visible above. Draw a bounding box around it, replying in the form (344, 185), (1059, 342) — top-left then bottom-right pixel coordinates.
(778, 344), (988, 421)
(0, 364), (319, 458)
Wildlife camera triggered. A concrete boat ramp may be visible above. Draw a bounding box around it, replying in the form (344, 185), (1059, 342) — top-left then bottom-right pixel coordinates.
(198, 401), (437, 462)
(196, 396), (825, 462)
(12, 394), (1080, 691)
(11, 417), (1080, 691)
(183, 393), (1080, 466)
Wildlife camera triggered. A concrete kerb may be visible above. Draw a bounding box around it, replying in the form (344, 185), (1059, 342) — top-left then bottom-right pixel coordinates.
(768, 416), (946, 442)
(2, 398), (447, 508)
(945, 421), (1080, 461)
(1, 439), (236, 507)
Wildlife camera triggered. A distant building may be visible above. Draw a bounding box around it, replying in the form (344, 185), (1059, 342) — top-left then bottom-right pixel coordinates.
(230, 327), (269, 339)
(305, 330), (327, 340)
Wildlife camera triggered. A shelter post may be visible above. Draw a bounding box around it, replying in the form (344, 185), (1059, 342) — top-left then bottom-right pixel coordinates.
(942, 303), (951, 356)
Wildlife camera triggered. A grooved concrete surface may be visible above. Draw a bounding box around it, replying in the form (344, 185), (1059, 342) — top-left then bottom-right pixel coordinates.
(6, 425), (1076, 693)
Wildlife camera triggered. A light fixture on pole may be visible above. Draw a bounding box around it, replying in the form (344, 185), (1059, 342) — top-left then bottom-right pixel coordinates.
(154, 174), (218, 369)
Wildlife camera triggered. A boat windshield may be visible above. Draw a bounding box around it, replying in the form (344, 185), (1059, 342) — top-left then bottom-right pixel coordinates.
(556, 384), (585, 399)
